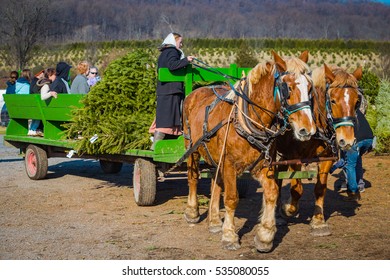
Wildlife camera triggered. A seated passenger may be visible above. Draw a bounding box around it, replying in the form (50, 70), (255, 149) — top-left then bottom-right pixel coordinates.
(1, 71), (19, 126)
(30, 69), (45, 93)
(39, 68), (58, 100)
(87, 66), (101, 87)
(50, 62), (72, 94)
(15, 69), (32, 94)
(27, 68), (58, 137)
(70, 61), (90, 94)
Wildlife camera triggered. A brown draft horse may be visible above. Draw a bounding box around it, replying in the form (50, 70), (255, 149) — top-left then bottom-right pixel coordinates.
(276, 64), (362, 236)
(182, 51), (316, 252)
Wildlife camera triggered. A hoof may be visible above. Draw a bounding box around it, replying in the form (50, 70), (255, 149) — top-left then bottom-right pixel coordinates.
(184, 213), (200, 224)
(209, 225), (222, 234)
(281, 204), (299, 219)
(310, 225), (331, 237)
(310, 219), (331, 237)
(222, 240), (241, 250)
(254, 235), (273, 253)
(184, 208), (200, 224)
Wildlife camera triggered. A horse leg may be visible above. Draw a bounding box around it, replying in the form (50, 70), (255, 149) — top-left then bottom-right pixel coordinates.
(310, 161), (332, 236)
(281, 165), (303, 218)
(221, 163), (240, 250)
(208, 172), (223, 233)
(184, 152), (201, 223)
(254, 167), (278, 253)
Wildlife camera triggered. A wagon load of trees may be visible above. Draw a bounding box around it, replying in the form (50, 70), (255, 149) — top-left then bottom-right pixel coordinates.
(65, 49), (157, 154)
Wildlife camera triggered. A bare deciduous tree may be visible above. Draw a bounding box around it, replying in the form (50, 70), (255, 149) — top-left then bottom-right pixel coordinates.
(0, 0), (51, 69)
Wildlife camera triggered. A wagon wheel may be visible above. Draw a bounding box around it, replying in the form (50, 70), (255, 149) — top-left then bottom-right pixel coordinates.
(133, 158), (157, 206)
(99, 160), (123, 174)
(25, 144), (48, 180)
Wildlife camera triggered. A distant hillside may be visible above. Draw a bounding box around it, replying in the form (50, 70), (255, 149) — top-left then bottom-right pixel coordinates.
(1, 0), (389, 43)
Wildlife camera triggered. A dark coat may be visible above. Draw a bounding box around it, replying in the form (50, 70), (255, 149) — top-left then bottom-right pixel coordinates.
(155, 46), (190, 129)
(355, 110), (374, 142)
(157, 47), (189, 96)
(5, 81), (16, 94)
(30, 77), (40, 93)
(50, 62), (72, 94)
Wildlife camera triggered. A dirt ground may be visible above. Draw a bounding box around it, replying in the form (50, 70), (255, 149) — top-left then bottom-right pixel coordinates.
(0, 134), (389, 260)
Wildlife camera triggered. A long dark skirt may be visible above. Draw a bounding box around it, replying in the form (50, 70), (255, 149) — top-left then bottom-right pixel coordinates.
(156, 93), (183, 129)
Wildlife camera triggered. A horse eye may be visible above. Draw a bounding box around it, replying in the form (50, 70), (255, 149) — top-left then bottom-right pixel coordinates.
(330, 99), (336, 105)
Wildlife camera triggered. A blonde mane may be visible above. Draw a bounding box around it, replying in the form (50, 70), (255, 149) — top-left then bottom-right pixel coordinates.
(248, 60), (275, 85)
(284, 56), (312, 85)
(312, 66), (326, 91)
(285, 56), (311, 76)
(225, 60), (275, 100)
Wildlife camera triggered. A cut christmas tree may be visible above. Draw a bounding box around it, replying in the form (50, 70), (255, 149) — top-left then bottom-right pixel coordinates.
(64, 49), (157, 154)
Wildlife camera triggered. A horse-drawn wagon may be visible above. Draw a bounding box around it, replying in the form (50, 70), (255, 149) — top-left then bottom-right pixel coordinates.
(3, 51), (362, 252)
(3, 63), (265, 206)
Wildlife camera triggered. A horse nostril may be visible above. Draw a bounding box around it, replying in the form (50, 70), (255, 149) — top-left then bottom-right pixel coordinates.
(339, 139), (346, 147)
(299, 128), (308, 136)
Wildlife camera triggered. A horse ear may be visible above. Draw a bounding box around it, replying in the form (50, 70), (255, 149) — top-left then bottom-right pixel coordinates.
(324, 64), (335, 84)
(272, 50), (287, 72)
(353, 66), (363, 81)
(299, 50), (309, 63)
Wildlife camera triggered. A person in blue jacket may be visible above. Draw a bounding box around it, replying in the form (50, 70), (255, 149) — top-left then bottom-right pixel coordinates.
(15, 69), (32, 94)
(1, 71), (19, 126)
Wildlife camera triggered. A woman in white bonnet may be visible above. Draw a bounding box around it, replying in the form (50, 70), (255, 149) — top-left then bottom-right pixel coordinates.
(150, 32), (194, 149)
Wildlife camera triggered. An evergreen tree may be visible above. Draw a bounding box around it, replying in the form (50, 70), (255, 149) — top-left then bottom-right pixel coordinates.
(374, 80), (390, 153)
(359, 69), (380, 103)
(234, 41), (258, 68)
(65, 49), (157, 154)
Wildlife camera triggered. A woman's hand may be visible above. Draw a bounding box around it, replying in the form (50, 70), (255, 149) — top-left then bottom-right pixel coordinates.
(187, 56), (195, 62)
(50, 91), (58, 98)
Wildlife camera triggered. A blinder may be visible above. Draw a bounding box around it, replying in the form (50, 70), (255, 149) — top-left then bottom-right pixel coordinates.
(279, 82), (289, 100)
(275, 71), (312, 116)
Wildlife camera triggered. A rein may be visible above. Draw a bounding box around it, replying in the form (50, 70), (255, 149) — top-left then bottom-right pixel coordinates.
(192, 58), (241, 81)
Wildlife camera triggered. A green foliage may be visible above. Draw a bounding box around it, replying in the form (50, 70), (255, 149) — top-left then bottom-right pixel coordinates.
(234, 41), (258, 68)
(359, 70), (380, 103)
(64, 49), (157, 154)
(373, 80), (390, 153)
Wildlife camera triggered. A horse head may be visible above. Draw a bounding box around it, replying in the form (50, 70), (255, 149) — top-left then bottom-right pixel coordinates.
(324, 64), (362, 150)
(272, 50), (316, 141)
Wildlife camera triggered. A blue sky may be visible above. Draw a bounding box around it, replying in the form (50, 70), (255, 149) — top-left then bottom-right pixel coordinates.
(370, 0), (390, 4)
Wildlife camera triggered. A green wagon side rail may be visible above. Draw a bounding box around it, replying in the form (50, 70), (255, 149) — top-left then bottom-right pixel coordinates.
(4, 94), (83, 147)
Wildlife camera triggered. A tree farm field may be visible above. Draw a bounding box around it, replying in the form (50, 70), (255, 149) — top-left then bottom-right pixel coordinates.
(0, 135), (389, 260)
